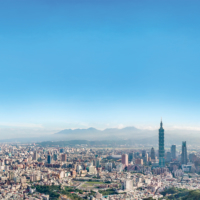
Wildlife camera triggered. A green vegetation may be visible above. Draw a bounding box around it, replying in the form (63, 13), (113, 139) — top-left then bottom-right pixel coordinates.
(161, 187), (188, 196)
(161, 187), (189, 200)
(35, 185), (84, 200)
(86, 190), (96, 198)
(86, 181), (105, 185)
(61, 187), (84, 200)
(159, 187), (200, 200)
(99, 188), (117, 196)
(74, 179), (103, 182)
(137, 187), (144, 190)
(182, 190), (200, 200)
(82, 181), (106, 188)
(35, 185), (60, 199)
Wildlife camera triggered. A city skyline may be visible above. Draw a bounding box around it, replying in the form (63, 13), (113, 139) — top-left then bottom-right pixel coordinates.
(1, 0), (200, 138)
(1, 1), (200, 199)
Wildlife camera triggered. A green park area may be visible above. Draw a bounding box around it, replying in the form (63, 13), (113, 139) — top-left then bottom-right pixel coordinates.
(159, 187), (200, 200)
(82, 181), (106, 188)
(34, 184), (117, 199)
(35, 185), (83, 200)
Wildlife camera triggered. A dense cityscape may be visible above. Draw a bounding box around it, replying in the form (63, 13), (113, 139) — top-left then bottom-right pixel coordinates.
(0, 121), (200, 199)
(2, 0), (200, 199)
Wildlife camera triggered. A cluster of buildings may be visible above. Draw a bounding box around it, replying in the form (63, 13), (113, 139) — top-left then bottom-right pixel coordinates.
(0, 121), (199, 199)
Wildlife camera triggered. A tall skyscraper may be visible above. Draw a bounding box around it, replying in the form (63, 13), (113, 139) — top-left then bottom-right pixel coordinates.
(182, 141), (187, 164)
(61, 154), (67, 162)
(171, 145), (176, 160)
(128, 152), (134, 162)
(122, 154), (128, 166)
(159, 120), (165, 167)
(144, 153), (148, 163)
(142, 150), (146, 158)
(60, 149), (64, 153)
(33, 151), (38, 161)
(151, 147), (155, 160)
(134, 152), (140, 158)
(53, 154), (57, 161)
(47, 155), (51, 164)
(166, 152), (172, 162)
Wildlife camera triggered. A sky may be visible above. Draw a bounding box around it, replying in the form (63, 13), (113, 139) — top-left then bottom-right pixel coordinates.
(1, 0), (200, 138)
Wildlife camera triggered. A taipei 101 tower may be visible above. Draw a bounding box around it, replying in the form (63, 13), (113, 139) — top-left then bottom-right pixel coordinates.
(159, 119), (165, 167)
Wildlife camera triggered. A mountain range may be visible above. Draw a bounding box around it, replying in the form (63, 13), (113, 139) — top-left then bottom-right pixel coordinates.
(54, 126), (200, 146)
(55, 126), (145, 140)
(1, 126), (200, 146)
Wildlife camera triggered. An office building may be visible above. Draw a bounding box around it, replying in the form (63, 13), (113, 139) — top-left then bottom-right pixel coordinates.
(171, 145), (176, 160)
(135, 158), (143, 165)
(142, 150), (146, 158)
(61, 154), (67, 162)
(151, 147), (155, 160)
(47, 155), (51, 164)
(53, 154), (57, 161)
(166, 152), (172, 162)
(128, 152), (134, 162)
(60, 149), (64, 153)
(77, 165), (82, 174)
(122, 180), (133, 191)
(134, 152), (140, 158)
(33, 151), (38, 161)
(159, 120), (165, 167)
(143, 153), (148, 163)
(182, 141), (187, 165)
(122, 154), (128, 166)
(105, 162), (112, 172)
(189, 153), (196, 163)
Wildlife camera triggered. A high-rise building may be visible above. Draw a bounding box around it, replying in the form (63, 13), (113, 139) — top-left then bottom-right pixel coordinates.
(134, 152), (140, 158)
(105, 162), (112, 172)
(171, 145), (176, 160)
(122, 154), (128, 166)
(144, 153), (148, 163)
(128, 152), (134, 162)
(181, 141), (187, 164)
(122, 180), (133, 191)
(61, 154), (67, 162)
(53, 154), (57, 161)
(151, 147), (155, 160)
(60, 149), (64, 153)
(135, 158), (143, 165)
(189, 153), (196, 163)
(142, 150), (146, 158)
(159, 120), (165, 167)
(33, 151), (38, 161)
(166, 152), (172, 162)
(47, 155), (51, 164)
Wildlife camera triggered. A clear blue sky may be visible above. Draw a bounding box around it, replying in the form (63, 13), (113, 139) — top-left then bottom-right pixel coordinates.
(0, 0), (200, 135)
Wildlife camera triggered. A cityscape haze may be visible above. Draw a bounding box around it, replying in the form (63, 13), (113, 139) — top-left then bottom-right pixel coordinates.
(1, 0), (200, 199)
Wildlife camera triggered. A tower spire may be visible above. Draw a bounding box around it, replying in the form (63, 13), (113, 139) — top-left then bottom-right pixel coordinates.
(160, 117), (163, 128)
(159, 119), (165, 167)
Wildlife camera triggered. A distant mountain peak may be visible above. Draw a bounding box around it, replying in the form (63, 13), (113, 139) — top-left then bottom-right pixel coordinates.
(55, 126), (139, 135)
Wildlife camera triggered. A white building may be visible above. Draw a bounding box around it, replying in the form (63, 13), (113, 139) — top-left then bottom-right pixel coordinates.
(122, 180), (133, 191)
(174, 169), (184, 177)
(77, 165), (82, 174)
(89, 165), (97, 175)
(105, 163), (112, 172)
(116, 163), (123, 172)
